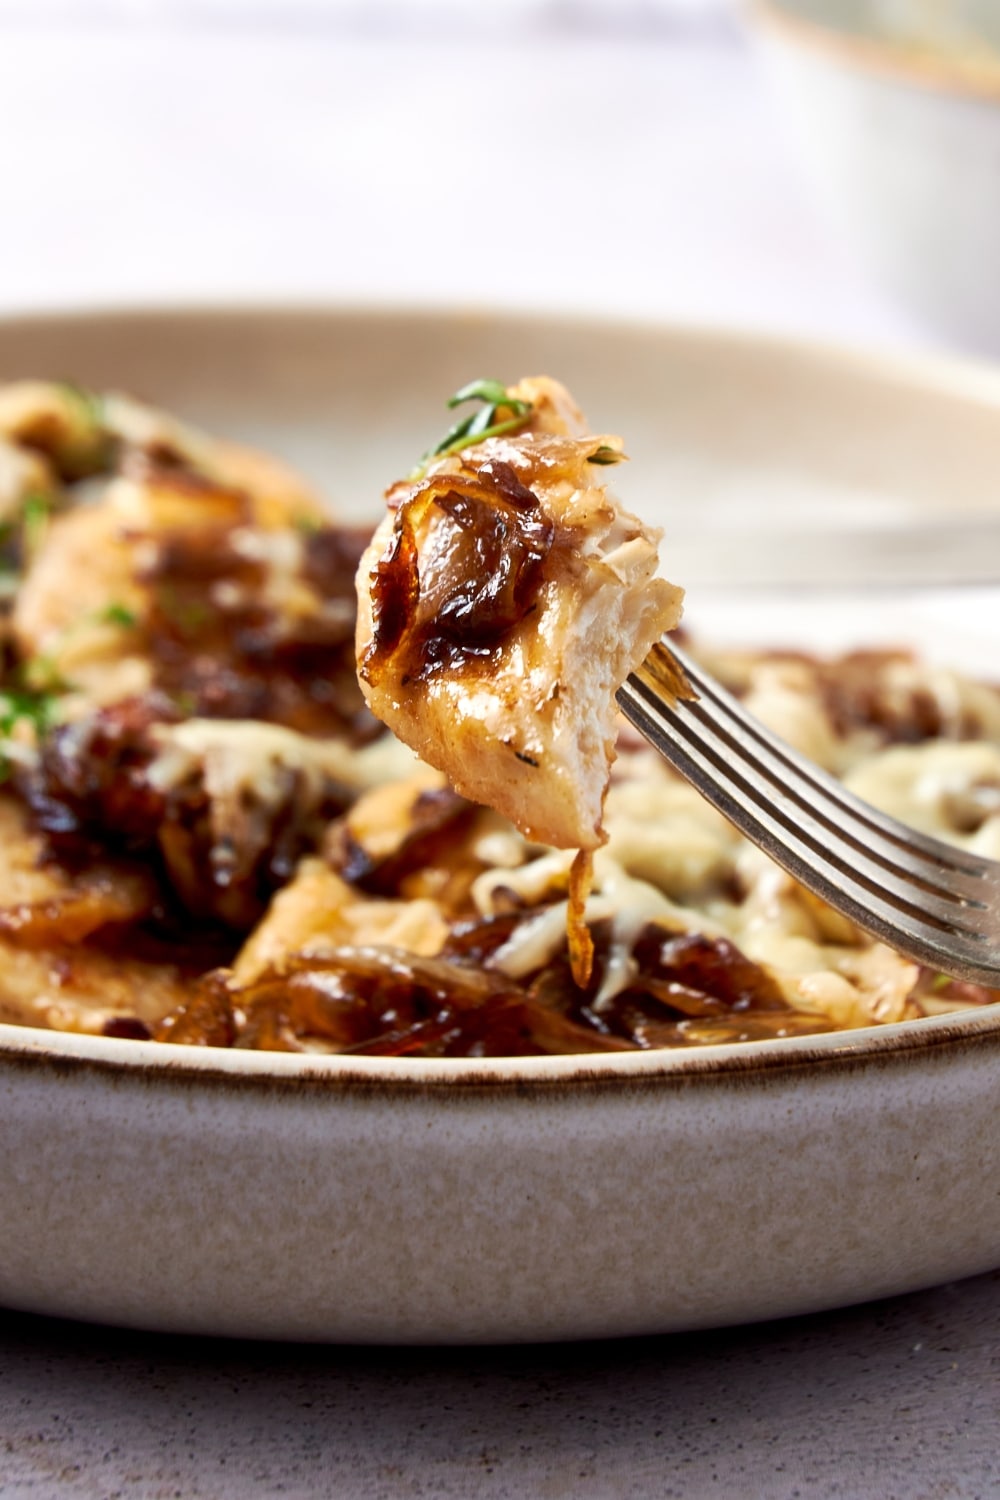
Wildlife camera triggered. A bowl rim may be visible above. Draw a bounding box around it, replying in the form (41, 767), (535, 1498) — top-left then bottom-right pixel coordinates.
(1, 1007), (999, 1095)
(8, 297), (1000, 407)
(3, 299), (1000, 1096)
(750, 0), (1000, 104)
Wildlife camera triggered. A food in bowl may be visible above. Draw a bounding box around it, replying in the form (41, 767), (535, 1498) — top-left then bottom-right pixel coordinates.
(0, 376), (997, 1055)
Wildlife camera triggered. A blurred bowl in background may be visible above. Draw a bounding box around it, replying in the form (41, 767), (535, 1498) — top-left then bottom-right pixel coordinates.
(749, 0), (1000, 355)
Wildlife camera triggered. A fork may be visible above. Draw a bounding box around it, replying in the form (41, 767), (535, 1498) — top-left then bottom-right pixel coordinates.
(616, 640), (1000, 987)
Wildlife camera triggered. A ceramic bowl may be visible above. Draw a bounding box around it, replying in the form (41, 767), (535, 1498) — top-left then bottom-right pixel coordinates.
(0, 305), (998, 1344)
(750, 0), (1000, 354)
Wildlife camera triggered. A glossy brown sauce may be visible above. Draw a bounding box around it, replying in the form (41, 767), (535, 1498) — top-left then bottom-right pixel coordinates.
(154, 917), (828, 1056)
(144, 522), (377, 742)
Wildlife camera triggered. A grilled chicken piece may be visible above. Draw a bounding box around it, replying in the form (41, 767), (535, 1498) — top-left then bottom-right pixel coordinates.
(356, 377), (683, 851)
(0, 792), (188, 1037)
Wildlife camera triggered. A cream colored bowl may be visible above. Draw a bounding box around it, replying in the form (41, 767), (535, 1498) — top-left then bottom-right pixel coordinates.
(0, 305), (998, 1344)
(751, 0), (1000, 354)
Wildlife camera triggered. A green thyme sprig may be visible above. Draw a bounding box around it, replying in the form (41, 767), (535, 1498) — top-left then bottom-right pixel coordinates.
(410, 380), (534, 479)
(587, 444), (624, 466)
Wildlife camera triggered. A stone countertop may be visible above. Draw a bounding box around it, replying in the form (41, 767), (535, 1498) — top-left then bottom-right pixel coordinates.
(0, 1273), (997, 1498)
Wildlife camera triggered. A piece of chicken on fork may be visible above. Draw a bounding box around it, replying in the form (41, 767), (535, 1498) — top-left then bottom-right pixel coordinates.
(355, 376), (683, 858)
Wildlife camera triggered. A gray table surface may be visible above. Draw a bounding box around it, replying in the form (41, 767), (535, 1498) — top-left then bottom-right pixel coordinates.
(0, 1272), (997, 1498)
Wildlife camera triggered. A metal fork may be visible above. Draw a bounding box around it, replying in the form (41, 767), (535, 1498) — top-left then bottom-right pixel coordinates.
(616, 640), (1000, 987)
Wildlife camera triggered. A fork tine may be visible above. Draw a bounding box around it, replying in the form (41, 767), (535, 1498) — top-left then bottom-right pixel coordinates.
(641, 685), (972, 925)
(668, 689), (991, 925)
(672, 644), (988, 883)
(621, 668), (971, 933)
(617, 645), (1000, 982)
(654, 641), (993, 893)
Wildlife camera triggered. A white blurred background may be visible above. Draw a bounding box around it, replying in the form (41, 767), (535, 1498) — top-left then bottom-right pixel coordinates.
(0, 0), (960, 350)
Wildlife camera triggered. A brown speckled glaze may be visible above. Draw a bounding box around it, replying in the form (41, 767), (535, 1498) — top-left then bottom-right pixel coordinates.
(0, 307), (998, 1342)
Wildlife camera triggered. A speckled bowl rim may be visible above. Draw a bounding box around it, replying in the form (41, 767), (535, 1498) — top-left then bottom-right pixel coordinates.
(1, 1005), (998, 1095)
(3, 299), (1000, 1096)
(751, 0), (1000, 103)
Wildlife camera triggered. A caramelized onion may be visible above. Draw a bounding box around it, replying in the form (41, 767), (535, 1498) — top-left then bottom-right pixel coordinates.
(363, 460), (554, 687)
(151, 920), (829, 1056)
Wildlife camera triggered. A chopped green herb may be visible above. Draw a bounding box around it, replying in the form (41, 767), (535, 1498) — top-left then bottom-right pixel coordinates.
(0, 687), (54, 738)
(99, 601), (138, 629)
(587, 445), (623, 466)
(0, 663), (69, 746)
(0, 654), (75, 776)
(0, 675), (66, 781)
(18, 653), (72, 697)
(49, 382), (113, 478)
(56, 380), (105, 429)
(449, 380), (509, 408)
(410, 380), (535, 479)
(21, 491), (51, 557)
